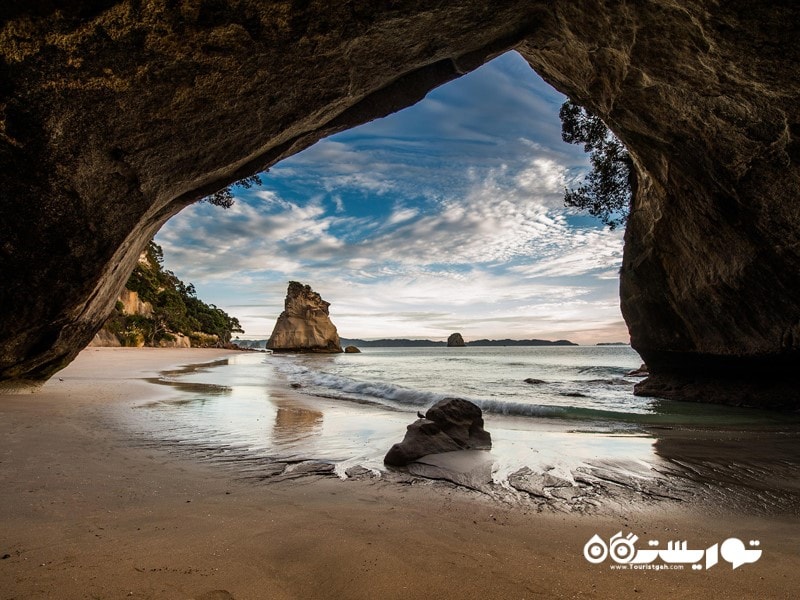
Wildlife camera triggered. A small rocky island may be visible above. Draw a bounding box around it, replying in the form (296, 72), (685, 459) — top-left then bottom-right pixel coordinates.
(447, 332), (466, 347)
(267, 282), (343, 353)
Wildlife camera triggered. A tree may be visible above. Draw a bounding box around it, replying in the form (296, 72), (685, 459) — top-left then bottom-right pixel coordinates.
(203, 174), (263, 208)
(114, 241), (244, 346)
(559, 100), (634, 230)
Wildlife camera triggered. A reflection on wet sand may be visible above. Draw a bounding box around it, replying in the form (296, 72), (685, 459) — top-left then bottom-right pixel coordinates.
(272, 398), (324, 443)
(143, 377), (232, 399)
(128, 354), (800, 518)
(142, 359), (235, 400)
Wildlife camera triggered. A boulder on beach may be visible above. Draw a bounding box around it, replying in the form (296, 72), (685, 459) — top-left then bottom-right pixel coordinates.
(267, 282), (343, 353)
(344, 345), (361, 353)
(384, 398), (491, 466)
(524, 378), (546, 385)
(447, 332), (466, 347)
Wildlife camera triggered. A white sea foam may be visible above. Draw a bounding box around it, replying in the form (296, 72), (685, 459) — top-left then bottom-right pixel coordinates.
(270, 347), (655, 421)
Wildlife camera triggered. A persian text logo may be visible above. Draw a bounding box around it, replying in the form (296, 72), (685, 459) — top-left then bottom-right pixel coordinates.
(583, 532), (762, 571)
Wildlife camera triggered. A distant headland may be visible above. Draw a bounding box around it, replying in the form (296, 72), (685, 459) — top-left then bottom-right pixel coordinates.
(237, 337), (578, 349)
(342, 338), (578, 348)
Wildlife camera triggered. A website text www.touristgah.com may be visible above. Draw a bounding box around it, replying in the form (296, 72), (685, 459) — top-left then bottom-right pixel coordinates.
(583, 531), (763, 573)
(609, 564), (685, 571)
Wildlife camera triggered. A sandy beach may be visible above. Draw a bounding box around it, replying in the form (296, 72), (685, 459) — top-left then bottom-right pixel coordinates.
(1, 348), (797, 599)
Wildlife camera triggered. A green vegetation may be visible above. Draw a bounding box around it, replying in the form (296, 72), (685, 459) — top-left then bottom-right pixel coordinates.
(104, 241), (243, 347)
(559, 100), (634, 230)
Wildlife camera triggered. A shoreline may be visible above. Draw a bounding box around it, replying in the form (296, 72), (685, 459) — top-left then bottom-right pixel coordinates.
(135, 350), (800, 519)
(1, 348), (798, 599)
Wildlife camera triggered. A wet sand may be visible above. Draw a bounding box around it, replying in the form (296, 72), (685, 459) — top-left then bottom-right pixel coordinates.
(1, 348), (798, 599)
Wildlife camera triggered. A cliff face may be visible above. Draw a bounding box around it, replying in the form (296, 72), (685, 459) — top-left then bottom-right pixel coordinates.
(267, 282), (342, 353)
(1, 2), (799, 406)
(88, 289), (151, 347)
(88, 242), (241, 349)
(515, 2), (800, 408)
(117, 289), (153, 319)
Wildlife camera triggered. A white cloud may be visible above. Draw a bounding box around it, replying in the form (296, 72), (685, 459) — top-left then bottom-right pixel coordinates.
(386, 206), (420, 226)
(509, 228), (624, 278)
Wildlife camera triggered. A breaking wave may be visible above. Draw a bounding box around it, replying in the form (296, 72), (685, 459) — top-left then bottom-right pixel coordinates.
(272, 360), (655, 422)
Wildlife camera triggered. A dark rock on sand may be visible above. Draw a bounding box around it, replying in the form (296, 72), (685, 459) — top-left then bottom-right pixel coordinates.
(344, 346), (361, 353)
(384, 420), (463, 467)
(426, 398), (491, 449)
(524, 378), (546, 385)
(447, 333), (466, 347)
(384, 398), (491, 467)
(344, 465), (379, 479)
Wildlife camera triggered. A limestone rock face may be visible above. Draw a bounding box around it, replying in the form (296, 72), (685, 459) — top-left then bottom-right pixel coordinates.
(88, 328), (121, 348)
(384, 398), (491, 467)
(118, 289), (153, 318)
(1, 2), (800, 407)
(447, 333), (466, 347)
(267, 282), (342, 353)
(158, 333), (191, 349)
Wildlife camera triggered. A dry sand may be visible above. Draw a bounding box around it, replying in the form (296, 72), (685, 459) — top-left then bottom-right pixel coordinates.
(1, 348), (797, 599)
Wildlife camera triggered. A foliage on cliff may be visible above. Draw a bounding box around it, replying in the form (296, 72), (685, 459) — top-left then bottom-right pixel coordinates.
(203, 174), (263, 208)
(559, 100), (634, 230)
(104, 242), (243, 346)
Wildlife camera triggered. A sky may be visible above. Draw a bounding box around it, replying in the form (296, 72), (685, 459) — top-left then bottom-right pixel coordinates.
(155, 51), (628, 344)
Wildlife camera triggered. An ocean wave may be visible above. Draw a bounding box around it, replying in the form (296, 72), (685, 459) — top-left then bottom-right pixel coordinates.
(273, 360), (448, 407)
(577, 366), (632, 377)
(584, 378), (632, 386)
(469, 400), (653, 422)
(309, 372), (449, 407)
(272, 360), (651, 422)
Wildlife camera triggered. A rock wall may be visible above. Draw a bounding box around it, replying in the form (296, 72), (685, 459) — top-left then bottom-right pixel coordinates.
(267, 282), (342, 353)
(158, 333), (191, 349)
(1, 2), (799, 406)
(87, 328), (121, 348)
(118, 289), (153, 318)
(515, 1), (800, 408)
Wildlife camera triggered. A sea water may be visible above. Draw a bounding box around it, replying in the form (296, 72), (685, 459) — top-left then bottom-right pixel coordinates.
(128, 346), (796, 482)
(268, 345), (789, 426)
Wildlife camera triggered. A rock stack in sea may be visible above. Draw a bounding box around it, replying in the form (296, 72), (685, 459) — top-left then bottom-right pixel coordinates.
(267, 282), (343, 353)
(447, 332), (466, 347)
(384, 398), (491, 466)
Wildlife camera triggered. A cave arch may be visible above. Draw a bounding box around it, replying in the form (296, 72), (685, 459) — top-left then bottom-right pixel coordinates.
(1, 2), (799, 406)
